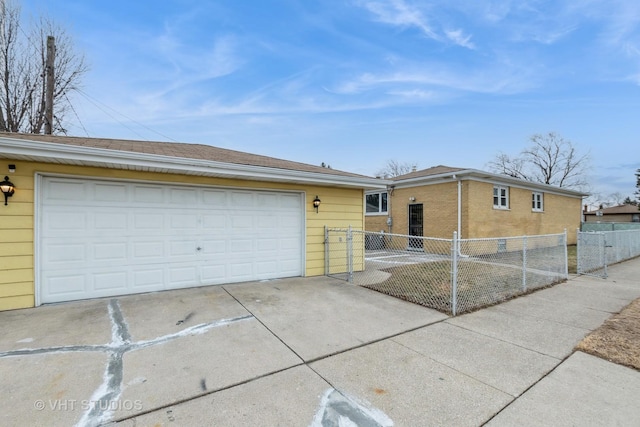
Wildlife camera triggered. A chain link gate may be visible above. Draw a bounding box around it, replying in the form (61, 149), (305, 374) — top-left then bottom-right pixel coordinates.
(577, 229), (640, 278)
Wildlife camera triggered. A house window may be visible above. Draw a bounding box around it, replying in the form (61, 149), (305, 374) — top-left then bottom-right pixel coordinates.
(366, 192), (388, 214)
(633, 214), (640, 223)
(532, 192), (544, 212)
(493, 186), (509, 209)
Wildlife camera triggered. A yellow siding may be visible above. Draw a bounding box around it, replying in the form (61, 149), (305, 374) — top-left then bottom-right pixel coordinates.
(0, 161), (365, 311)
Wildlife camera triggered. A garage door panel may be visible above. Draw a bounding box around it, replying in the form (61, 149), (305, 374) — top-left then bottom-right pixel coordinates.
(133, 185), (164, 203)
(170, 188), (198, 204)
(46, 275), (86, 298)
(93, 242), (128, 261)
(170, 212), (198, 229)
(169, 240), (199, 257)
(133, 269), (165, 289)
(230, 240), (253, 253)
(39, 177), (303, 304)
(230, 263), (253, 279)
(202, 189), (227, 205)
(46, 180), (87, 201)
(94, 271), (128, 291)
(134, 213), (165, 230)
(44, 211), (87, 233)
(201, 240), (226, 254)
(256, 261), (278, 275)
(132, 241), (165, 259)
(44, 243), (87, 264)
(168, 266), (199, 287)
(230, 214), (253, 230)
(202, 214), (226, 230)
(94, 183), (128, 202)
(230, 191), (254, 206)
(281, 194), (303, 208)
(94, 212), (128, 230)
(201, 264), (226, 282)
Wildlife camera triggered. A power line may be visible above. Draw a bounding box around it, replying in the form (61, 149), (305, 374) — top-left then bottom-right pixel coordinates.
(64, 92), (90, 137)
(75, 89), (179, 143)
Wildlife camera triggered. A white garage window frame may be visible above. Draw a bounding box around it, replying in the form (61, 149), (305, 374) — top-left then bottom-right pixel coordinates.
(34, 173), (307, 306)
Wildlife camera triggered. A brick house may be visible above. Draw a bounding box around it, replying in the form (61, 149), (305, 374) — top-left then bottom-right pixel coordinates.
(365, 165), (586, 245)
(583, 204), (640, 223)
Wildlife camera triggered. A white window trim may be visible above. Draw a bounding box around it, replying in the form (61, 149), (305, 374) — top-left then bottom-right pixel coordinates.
(493, 185), (509, 210)
(365, 191), (388, 215)
(532, 192), (544, 212)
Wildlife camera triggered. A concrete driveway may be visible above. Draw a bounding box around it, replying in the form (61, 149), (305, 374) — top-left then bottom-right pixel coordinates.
(2, 260), (640, 427)
(0, 276), (446, 426)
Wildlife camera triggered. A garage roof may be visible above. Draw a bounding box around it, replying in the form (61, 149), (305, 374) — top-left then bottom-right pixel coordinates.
(0, 133), (389, 189)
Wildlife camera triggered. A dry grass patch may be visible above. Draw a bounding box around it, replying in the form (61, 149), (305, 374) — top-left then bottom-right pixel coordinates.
(364, 260), (564, 314)
(576, 298), (640, 371)
(567, 244), (577, 274)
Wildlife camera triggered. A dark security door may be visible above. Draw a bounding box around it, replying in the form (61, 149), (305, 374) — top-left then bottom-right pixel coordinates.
(408, 204), (423, 250)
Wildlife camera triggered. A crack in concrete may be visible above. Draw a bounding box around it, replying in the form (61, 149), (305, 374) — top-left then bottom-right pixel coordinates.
(0, 298), (254, 427)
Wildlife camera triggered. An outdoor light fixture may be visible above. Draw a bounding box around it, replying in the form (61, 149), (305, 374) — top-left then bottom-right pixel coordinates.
(313, 195), (321, 213)
(8, 164), (15, 173)
(0, 176), (15, 206)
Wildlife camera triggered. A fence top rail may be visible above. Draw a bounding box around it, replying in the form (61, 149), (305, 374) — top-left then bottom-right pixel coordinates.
(461, 232), (565, 242)
(580, 229), (640, 235)
(355, 230), (452, 243)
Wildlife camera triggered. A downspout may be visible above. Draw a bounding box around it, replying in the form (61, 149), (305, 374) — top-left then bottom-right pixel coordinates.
(453, 174), (462, 257)
(387, 185), (394, 234)
(453, 175), (461, 239)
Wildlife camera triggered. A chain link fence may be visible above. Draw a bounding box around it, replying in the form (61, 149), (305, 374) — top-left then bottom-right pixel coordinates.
(325, 227), (568, 315)
(577, 229), (640, 278)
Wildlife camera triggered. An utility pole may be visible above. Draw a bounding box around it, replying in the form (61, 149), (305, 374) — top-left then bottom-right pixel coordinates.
(45, 36), (55, 135)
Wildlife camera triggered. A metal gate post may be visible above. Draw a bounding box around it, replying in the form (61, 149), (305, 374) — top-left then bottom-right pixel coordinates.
(324, 226), (329, 276)
(563, 229), (568, 278)
(522, 236), (527, 292)
(347, 225), (353, 283)
(602, 233), (608, 279)
(451, 231), (458, 315)
(576, 229), (582, 274)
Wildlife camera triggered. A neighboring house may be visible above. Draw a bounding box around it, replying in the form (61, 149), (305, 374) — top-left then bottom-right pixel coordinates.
(0, 133), (386, 311)
(365, 165), (586, 245)
(583, 204), (640, 223)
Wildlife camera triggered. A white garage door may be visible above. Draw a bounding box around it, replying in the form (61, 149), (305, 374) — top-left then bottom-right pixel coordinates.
(38, 177), (304, 304)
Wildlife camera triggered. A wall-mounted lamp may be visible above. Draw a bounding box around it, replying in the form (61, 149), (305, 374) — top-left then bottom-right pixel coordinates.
(0, 176), (15, 205)
(313, 195), (321, 213)
(409, 197), (416, 202)
(8, 164), (16, 173)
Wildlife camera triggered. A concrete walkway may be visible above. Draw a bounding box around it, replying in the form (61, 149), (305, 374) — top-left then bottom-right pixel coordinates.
(1, 259), (639, 426)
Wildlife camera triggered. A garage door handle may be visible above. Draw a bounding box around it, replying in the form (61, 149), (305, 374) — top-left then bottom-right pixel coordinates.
(196, 247), (202, 251)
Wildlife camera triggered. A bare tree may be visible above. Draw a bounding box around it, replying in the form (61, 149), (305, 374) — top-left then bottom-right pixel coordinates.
(375, 159), (417, 178)
(487, 132), (590, 190)
(0, 1), (87, 134)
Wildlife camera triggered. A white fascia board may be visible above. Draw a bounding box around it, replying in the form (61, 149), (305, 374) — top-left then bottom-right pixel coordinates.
(0, 138), (389, 190)
(392, 168), (587, 198)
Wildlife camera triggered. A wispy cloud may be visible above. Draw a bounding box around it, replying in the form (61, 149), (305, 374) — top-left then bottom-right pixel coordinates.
(357, 0), (475, 48)
(332, 62), (538, 96)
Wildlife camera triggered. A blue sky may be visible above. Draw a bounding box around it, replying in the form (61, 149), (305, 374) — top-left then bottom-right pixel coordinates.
(21, 0), (640, 203)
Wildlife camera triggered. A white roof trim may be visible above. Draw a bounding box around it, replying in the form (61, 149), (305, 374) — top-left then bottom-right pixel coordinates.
(391, 168), (588, 198)
(0, 137), (389, 190)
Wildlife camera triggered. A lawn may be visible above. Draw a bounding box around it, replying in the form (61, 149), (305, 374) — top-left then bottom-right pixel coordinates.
(576, 298), (640, 371)
(365, 258), (566, 314)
